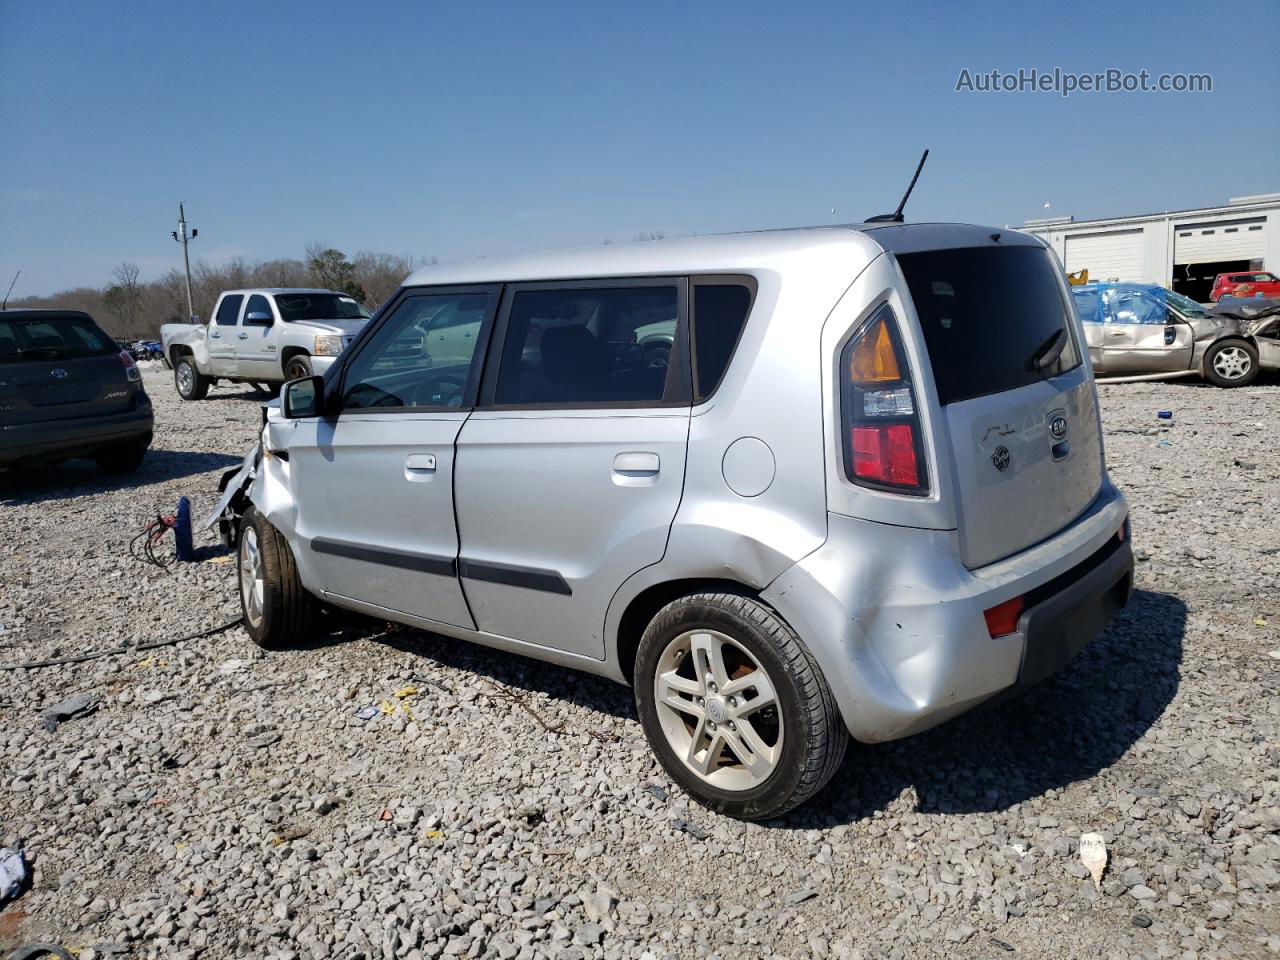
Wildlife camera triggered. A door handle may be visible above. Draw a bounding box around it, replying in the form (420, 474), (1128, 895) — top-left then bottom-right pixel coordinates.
(405, 454), (437, 471)
(238, 333), (249, 339)
(612, 452), (660, 478)
(1106, 331), (1127, 338)
(209, 331), (220, 338)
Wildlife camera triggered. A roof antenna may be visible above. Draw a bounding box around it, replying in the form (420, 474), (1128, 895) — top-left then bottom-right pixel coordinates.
(865, 149), (929, 224)
(1, 270), (19, 310)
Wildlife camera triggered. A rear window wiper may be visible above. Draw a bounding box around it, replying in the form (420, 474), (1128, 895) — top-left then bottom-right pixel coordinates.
(1028, 328), (1067, 372)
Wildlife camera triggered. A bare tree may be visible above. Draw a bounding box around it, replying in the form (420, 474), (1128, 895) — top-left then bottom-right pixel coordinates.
(633, 231), (666, 242)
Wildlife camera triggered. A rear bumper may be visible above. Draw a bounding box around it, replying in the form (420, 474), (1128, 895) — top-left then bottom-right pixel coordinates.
(0, 404), (154, 465)
(762, 481), (1131, 743)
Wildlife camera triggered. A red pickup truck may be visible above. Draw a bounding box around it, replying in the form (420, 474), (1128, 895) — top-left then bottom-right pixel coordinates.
(1211, 271), (1280, 302)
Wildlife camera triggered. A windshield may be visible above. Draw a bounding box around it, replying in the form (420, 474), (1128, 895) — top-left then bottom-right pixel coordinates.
(274, 294), (372, 323)
(1165, 289), (1208, 318)
(0, 315), (116, 364)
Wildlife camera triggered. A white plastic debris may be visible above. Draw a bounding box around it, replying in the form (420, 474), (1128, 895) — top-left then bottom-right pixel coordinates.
(1, 846), (26, 901)
(1079, 832), (1108, 890)
(217, 658), (248, 674)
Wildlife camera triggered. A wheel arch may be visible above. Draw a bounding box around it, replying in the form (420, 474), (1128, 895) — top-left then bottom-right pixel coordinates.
(612, 576), (764, 686)
(280, 346), (312, 373)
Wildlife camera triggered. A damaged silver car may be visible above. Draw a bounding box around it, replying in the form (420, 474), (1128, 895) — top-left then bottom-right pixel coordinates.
(1073, 283), (1280, 387)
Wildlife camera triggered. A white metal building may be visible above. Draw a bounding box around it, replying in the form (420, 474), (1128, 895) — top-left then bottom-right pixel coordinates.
(1022, 193), (1280, 302)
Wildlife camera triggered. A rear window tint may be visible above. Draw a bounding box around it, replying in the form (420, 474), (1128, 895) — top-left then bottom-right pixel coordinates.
(214, 295), (243, 326)
(0, 316), (115, 364)
(896, 246), (1081, 405)
(692, 282), (752, 400)
(494, 286), (679, 406)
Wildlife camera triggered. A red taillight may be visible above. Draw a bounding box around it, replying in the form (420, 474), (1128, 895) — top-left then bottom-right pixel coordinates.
(119, 349), (141, 382)
(984, 596), (1025, 638)
(851, 425), (919, 486)
(840, 307), (928, 495)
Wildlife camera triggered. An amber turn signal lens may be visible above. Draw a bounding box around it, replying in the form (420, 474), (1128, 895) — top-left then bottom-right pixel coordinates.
(848, 315), (901, 384)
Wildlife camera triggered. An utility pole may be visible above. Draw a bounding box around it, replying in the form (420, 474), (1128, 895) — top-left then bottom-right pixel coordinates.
(170, 202), (198, 323)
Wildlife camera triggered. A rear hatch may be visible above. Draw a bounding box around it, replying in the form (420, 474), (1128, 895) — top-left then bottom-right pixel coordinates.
(0, 314), (138, 427)
(896, 242), (1104, 568)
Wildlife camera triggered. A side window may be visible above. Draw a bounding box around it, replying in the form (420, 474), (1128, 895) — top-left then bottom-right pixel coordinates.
(214, 295), (243, 326)
(1072, 289), (1103, 324)
(1109, 291), (1163, 325)
(691, 280), (753, 400)
(493, 285), (679, 406)
(341, 290), (496, 410)
(243, 294), (273, 325)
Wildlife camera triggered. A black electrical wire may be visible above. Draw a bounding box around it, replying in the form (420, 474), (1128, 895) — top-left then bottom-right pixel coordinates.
(0, 619), (243, 672)
(129, 511), (179, 571)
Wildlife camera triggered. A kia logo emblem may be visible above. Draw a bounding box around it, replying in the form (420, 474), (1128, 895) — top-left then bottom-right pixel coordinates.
(50, 368), (68, 379)
(1049, 415), (1068, 441)
(991, 446), (1011, 472)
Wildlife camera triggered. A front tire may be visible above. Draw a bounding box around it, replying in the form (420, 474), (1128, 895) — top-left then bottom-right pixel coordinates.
(284, 355), (314, 382)
(1203, 339), (1258, 388)
(174, 357), (209, 400)
(634, 592), (847, 820)
(238, 507), (317, 650)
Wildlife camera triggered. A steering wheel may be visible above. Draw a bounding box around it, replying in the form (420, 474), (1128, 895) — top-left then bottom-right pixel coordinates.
(411, 374), (467, 408)
(641, 340), (671, 369)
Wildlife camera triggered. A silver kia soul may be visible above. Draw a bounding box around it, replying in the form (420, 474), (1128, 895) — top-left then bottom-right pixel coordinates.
(212, 223), (1133, 819)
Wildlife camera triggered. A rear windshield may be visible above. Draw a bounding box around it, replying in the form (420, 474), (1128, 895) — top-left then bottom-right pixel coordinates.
(897, 246), (1081, 405)
(275, 294), (371, 322)
(0, 315), (116, 365)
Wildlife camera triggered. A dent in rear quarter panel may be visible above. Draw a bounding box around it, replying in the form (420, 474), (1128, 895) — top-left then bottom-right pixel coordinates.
(603, 235), (884, 667)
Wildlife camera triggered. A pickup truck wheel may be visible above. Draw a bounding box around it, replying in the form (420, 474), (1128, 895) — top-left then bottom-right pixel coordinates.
(634, 592), (847, 820)
(238, 507), (317, 650)
(175, 356), (209, 400)
(284, 355), (313, 381)
(1203, 339), (1258, 388)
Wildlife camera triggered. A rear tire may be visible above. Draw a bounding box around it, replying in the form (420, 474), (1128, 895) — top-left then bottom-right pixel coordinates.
(95, 438), (149, 474)
(238, 506), (317, 650)
(175, 356), (209, 400)
(1203, 339), (1258, 388)
(634, 592), (847, 820)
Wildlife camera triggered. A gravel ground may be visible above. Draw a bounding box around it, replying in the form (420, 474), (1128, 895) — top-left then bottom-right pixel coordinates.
(1, 366), (1278, 960)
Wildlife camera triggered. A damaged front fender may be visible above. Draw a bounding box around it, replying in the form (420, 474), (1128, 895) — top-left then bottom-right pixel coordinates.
(201, 442), (261, 547)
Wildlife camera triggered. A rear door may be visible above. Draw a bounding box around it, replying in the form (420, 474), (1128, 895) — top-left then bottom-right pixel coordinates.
(207, 295), (242, 376)
(285, 286), (499, 628)
(0, 314), (135, 427)
(895, 243), (1104, 568)
(453, 279), (691, 660)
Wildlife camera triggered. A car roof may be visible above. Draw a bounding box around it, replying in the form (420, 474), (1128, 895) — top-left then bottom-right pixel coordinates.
(220, 288), (347, 296)
(401, 222), (1043, 287)
(1073, 282), (1164, 294)
(0, 309), (96, 321)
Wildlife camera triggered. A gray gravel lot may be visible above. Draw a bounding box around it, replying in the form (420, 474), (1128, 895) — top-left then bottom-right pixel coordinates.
(2, 366), (1278, 960)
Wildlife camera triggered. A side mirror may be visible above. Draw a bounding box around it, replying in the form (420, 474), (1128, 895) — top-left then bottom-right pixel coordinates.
(281, 375), (325, 419)
(244, 311), (274, 326)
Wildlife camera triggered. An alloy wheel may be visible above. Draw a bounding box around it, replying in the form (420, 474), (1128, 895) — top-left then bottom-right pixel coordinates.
(177, 362), (194, 395)
(239, 527), (265, 629)
(652, 629), (783, 790)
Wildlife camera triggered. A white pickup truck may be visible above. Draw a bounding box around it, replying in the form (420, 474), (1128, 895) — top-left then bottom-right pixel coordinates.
(160, 288), (371, 400)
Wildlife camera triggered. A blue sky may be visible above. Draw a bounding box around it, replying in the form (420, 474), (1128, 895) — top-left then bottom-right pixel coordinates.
(2, 0), (1277, 296)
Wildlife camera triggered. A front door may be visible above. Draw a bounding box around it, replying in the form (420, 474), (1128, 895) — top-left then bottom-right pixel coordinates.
(285, 286), (500, 627)
(236, 293), (281, 380)
(1094, 287), (1193, 373)
(454, 279), (692, 660)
